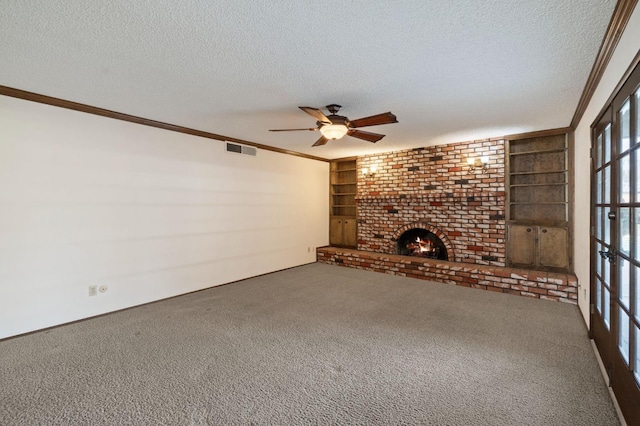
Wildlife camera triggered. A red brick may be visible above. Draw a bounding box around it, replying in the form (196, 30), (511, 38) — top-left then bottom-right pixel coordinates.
(526, 287), (549, 295)
(547, 273), (568, 285)
(528, 270), (548, 282)
(538, 283), (559, 290)
(520, 292), (539, 299)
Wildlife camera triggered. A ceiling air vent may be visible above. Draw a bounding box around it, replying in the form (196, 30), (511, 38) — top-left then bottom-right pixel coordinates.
(226, 142), (257, 156)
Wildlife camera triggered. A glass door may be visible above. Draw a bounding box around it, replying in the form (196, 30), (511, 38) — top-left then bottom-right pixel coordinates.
(591, 63), (640, 423)
(592, 111), (614, 375)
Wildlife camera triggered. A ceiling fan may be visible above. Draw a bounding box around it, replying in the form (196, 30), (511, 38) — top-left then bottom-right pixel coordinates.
(269, 104), (398, 147)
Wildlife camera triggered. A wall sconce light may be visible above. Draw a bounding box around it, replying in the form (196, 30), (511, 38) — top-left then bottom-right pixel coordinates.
(362, 164), (378, 178)
(467, 156), (489, 173)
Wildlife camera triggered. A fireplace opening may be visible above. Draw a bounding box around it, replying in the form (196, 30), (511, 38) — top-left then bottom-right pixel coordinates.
(396, 228), (448, 260)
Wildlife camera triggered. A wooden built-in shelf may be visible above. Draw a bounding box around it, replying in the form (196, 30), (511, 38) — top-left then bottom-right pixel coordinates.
(506, 132), (571, 272)
(510, 183), (567, 188)
(508, 202), (568, 205)
(509, 148), (567, 156)
(510, 170), (567, 176)
(330, 158), (358, 248)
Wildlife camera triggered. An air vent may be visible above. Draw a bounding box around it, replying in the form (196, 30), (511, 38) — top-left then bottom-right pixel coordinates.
(226, 143), (257, 156)
(226, 143), (242, 154)
(242, 146), (257, 156)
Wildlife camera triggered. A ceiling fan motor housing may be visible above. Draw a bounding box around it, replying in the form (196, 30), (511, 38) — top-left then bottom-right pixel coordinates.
(326, 104), (342, 114)
(320, 115), (349, 127)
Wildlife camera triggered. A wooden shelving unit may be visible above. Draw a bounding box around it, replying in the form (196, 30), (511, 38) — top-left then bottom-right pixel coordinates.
(506, 132), (572, 272)
(329, 158), (357, 247)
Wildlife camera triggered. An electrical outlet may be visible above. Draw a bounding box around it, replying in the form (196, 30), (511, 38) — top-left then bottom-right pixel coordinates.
(98, 284), (108, 293)
(88, 285), (98, 297)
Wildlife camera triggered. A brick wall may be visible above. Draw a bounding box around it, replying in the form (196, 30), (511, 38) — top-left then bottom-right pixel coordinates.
(356, 138), (506, 266)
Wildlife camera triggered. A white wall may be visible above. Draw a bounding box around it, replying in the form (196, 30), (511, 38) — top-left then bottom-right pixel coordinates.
(574, 7), (640, 325)
(0, 95), (329, 339)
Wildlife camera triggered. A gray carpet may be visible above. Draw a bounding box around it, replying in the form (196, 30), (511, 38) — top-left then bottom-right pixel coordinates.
(0, 263), (619, 425)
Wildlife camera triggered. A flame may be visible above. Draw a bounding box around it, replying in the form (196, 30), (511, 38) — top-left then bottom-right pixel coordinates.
(415, 237), (434, 252)
(406, 235), (437, 257)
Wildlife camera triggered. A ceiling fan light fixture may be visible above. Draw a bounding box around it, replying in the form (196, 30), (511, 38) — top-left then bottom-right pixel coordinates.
(270, 105), (396, 146)
(319, 124), (349, 140)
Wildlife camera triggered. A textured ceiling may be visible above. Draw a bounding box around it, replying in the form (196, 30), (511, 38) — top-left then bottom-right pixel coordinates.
(0, 1), (617, 159)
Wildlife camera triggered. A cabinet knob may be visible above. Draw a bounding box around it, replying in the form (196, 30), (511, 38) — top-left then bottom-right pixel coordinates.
(526, 228), (532, 232)
(542, 228), (547, 233)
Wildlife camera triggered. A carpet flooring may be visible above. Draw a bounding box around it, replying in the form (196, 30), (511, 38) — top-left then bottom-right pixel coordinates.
(0, 263), (620, 425)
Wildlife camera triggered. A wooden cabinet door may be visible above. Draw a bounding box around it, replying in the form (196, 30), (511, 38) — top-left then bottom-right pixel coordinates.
(539, 226), (568, 269)
(329, 217), (357, 247)
(330, 217), (343, 246)
(507, 225), (536, 266)
(342, 218), (357, 247)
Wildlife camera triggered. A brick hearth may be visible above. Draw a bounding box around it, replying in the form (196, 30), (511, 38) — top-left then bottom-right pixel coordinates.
(317, 247), (578, 304)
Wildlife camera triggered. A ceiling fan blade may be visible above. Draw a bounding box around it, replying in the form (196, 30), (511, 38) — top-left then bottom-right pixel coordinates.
(299, 106), (332, 124)
(269, 128), (318, 132)
(349, 112), (398, 128)
(347, 129), (385, 143)
(312, 136), (329, 147)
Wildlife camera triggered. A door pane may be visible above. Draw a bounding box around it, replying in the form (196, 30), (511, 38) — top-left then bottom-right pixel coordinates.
(620, 258), (631, 308)
(635, 208), (640, 261)
(620, 154), (631, 202)
(604, 124), (611, 163)
(604, 250), (611, 284)
(620, 99), (631, 153)
(636, 325), (640, 385)
(636, 263), (640, 321)
(596, 208), (603, 240)
(597, 133), (603, 167)
(597, 170), (603, 203)
(620, 207), (631, 255)
(604, 287), (611, 330)
(604, 166), (611, 203)
(604, 207), (611, 243)
(619, 307), (630, 364)
(636, 91), (640, 145)
(635, 151), (640, 202)
(597, 242), (603, 276)
(596, 277), (602, 314)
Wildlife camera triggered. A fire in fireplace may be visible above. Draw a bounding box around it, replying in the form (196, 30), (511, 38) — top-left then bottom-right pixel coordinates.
(396, 228), (448, 260)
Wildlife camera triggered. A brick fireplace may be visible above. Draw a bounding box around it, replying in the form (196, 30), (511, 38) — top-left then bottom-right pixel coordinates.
(357, 138), (506, 266)
(317, 138), (578, 304)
